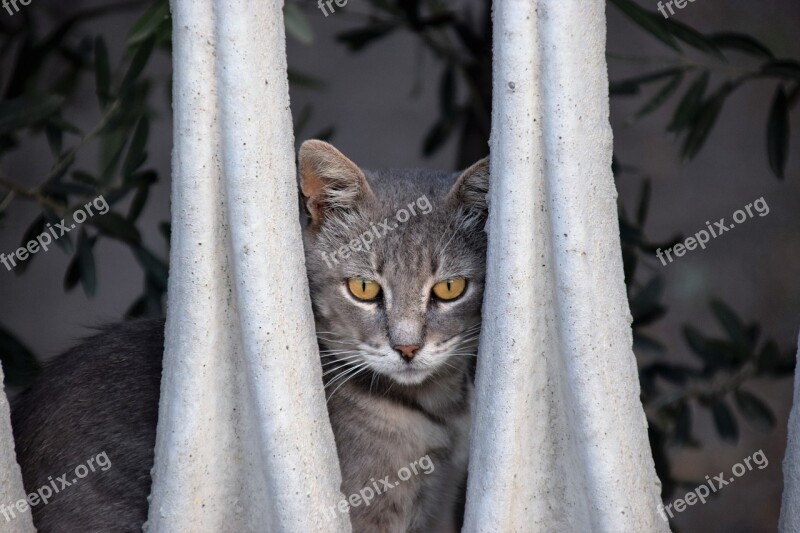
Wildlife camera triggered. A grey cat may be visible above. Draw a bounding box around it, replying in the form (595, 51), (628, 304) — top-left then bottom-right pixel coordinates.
(10, 140), (489, 532)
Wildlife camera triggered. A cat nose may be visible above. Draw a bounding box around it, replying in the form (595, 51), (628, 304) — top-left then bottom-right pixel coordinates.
(393, 345), (420, 362)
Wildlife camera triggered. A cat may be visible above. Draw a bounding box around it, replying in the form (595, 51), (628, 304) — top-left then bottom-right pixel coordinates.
(9, 140), (489, 533)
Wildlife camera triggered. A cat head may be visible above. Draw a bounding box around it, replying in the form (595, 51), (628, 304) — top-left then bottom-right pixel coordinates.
(299, 140), (488, 387)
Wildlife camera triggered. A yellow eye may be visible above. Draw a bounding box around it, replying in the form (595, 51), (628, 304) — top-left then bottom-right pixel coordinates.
(432, 278), (466, 301)
(347, 279), (382, 301)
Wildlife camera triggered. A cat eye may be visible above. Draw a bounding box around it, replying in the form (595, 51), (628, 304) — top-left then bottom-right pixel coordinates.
(347, 279), (382, 301)
(432, 278), (467, 301)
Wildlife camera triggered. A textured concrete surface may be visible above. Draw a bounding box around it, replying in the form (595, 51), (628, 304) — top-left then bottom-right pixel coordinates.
(463, 1), (669, 531)
(0, 364), (34, 532)
(779, 338), (800, 532)
(144, 1), (349, 531)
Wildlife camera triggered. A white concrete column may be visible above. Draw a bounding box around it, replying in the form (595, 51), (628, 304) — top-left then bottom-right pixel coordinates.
(463, 0), (668, 530)
(779, 336), (800, 532)
(145, 1), (349, 531)
(0, 370), (35, 532)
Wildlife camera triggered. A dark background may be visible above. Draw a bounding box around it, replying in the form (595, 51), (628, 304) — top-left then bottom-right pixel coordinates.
(1, 1), (798, 531)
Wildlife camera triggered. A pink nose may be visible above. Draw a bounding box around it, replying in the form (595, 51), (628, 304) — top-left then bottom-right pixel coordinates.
(393, 345), (420, 361)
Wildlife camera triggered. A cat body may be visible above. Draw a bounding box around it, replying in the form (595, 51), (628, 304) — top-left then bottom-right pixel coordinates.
(10, 141), (489, 532)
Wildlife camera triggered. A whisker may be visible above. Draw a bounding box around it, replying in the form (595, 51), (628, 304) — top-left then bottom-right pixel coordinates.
(327, 365), (371, 403)
(325, 361), (368, 388)
(321, 355), (363, 368)
(316, 332), (364, 343)
(317, 335), (357, 346)
(441, 324), (483, 345)
(319, 350), (360, 357)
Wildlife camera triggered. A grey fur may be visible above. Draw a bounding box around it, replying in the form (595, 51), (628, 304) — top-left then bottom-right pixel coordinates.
(9, 142), (488, 533)
(302, 142), (488, 532)
(11, 319), (163, 532)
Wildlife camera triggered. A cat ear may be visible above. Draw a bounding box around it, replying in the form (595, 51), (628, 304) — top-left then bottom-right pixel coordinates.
(298, 140), (374, 228)
(448, 157), (490, 215)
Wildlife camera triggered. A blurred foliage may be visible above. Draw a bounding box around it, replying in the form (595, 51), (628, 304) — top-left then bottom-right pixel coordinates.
(0, 0), (796, 523)
(0, 0), (322, 384)
(0, 0), (173, 382)
(331, 0), (798, 511)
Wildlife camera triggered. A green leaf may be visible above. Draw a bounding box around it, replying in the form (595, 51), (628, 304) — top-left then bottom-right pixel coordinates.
(756, 340), (795, 376)
(636, 72), (684, 118)
(761, 60), (800, 80)
(45, 123), (63, 157)
(312, 126), (336, 142)
(681, 83), (733, 160)
(42, 181), (97, 197)
(440, 65), (457, 115)
(633, 332), (665, 353)
(662, 18), (723, 59)
(133, 246), (168, 291)
(122, 36), (157, 91)
(125, 169), (158, 187)
(649, 363), (691, 385)
(711, 401), (739, 443)
(734, 390), (775, 431)
(288, 70), (326, 89)
(631, 274), (662, 306)
(76, 229), (97, 297)
(683, 326), (732, 368)
(337, 22), (398, 51)
(767, 85), (790, 179)
(710, 299), (750, 352)
(610, 68), (686, 96)
(0, 95), (66, 135)
(143, 274), (166, 316)
(64, 255), (81, 292)
(0, 325), (40, 387)
(99, 128), (130, 182)
(283, 4), (314, 45)
(13, 216), (45, 274)
(94, 37), (111, 108)
(89, 212), (141, 244)
(423, 115), (457, 156)
(756, 340), (780, 373)
(47, 116), (82, 135)
(622, 246), (637, 287)
(128, 0), (170, 47)
(294, 104), (313, 136)
(636, 179), (651, 225)
(43, 209), (73, 254)
(159, 221), (171, 244)
(608, 0), (680, 52)
(706, 339), (744, 364)
(126, 296), (147, 318)
(72, 171), (100, 187)
(710, 32), (774, 59)
(668, 71), (709, 133)
(672, 402), (693, 446)
(127, 184), (150, 222)
(123, 116), (150, 177)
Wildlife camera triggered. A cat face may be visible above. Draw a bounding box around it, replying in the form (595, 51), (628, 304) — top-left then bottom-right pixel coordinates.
(300, 141), (488, 387)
